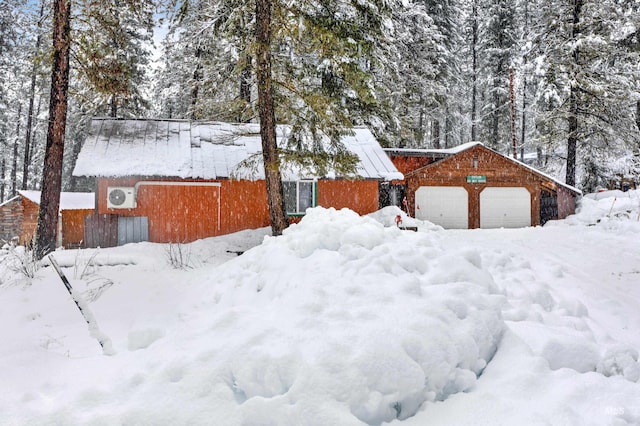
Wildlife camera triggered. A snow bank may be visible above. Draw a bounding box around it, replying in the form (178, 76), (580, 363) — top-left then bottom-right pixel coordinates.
(2, 201), (640, 425)
(560, 189), (640, 231)
(0, 207), (505, 425)
(367, 205), (441, 231)
(193, 207), (505, 424)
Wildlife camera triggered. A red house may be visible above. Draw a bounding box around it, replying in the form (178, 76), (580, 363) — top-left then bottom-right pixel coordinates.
(72, 118), (403, 246)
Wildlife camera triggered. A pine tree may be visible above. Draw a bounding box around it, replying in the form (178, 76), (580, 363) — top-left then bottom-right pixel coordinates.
(477, 0), (517, 152)
(22, 0), (49, 191)
(166, 0), (399, 235)
(468, 0), (480, 142)
(374, 2), (446, 148)
(153, 0), (255, 121)
(35, 0), (71, 259)
(417, 0), (462, 148)
(75, 0), (155, 118)
(0, 0), (21, 201)
(532, 0), (640, 187)
(255, 0), (287, 234)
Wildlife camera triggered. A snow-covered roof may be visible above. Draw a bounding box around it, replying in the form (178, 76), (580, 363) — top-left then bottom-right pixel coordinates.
(0, 195), (20, 208)
(385, 141), (483, 157)
(502, 151), (582, 195)
(18, 191), (95, 211)
(386, 142), (581, 195)
(72, 118), (403, 181)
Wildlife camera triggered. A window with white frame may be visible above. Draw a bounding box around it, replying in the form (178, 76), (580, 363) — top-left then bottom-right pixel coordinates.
(283, 181), (315, 215)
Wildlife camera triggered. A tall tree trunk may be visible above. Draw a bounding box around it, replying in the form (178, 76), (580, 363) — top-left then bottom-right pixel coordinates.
(567, 92), (578, 187)
(0, 152), (5, 203)
(110, 94), (118, 117)
(566, 0), (583, 187)
(239, 54), (252, 123)
(29, 96), (44, 186)
(0, 18), (5, 202)
(444, 106), (451, 148)
(35, 0), (71, 258)
(520, 0), (529, 162)
(11, 103), (22, 196)
(431, 120), (440, 149)
(636, 100), (640, 133)
(520, 74), (527, 161)
(491, 75), (500, 149)
(23, 72), (38, 189)
(471, 0), (478, 142)
(509, 68), (517, 159)
(537, 146), (543, 167)
(190, 46), (203, 120)
(417, 95), (425, 147)
(22, 0), (46, 190)
(256, 0), (288, 236)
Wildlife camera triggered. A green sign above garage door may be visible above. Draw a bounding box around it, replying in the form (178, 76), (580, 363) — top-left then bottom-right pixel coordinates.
(467, 175), (487, 183)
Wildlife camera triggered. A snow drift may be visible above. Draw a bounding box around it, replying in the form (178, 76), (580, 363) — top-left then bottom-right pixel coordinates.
(1, 192), (639, 425)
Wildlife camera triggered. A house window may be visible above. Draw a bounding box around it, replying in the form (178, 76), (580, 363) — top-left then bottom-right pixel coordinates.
(283, 181), (316, 215)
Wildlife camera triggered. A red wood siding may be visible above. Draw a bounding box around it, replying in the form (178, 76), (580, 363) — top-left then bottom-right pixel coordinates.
(97, 177), (380, 243)
(97, 178), (269, 243)
(388, 155), (433, 182)
(407, 145), (555, 228)
(219, 180), (270, 235)
(61, 209), (94, 248)
(19, 198), (40, 246)
(317, 180), (379, 215)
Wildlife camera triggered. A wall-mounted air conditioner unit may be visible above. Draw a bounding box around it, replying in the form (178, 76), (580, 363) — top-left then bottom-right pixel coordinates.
(107, 187), (136, 209)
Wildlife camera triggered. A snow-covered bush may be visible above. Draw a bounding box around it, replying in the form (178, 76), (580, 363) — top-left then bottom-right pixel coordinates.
(0, 243), (40, 283)
(165, 242), (193, 269)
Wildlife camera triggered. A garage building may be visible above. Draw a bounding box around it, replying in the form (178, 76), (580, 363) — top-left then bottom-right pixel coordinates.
(386, 143), (581, 229)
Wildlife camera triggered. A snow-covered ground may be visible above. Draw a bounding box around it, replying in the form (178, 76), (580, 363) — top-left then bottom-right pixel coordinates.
(1, 190), (639, 425)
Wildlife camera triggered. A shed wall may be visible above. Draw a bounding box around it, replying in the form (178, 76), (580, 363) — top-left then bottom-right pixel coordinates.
(61, 209), (94, 248)
(98, 178), (264, 243)
(557, 186), (576, 220)
(0, 198), (23, 244)
(19, 198), (40, 246)
(98, 177), (381, 243)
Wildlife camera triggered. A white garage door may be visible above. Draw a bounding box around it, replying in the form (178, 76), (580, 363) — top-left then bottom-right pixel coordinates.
(480, 187), (531, 228)
(415, 186), (468, 229)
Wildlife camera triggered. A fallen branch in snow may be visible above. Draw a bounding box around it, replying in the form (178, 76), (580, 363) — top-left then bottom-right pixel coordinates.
(48, 255), (115, 356)
(608, 197), (617, 217)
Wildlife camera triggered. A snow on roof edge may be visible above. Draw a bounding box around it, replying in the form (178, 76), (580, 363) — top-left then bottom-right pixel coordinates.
(394, 142), (581, 195)
(17, 190), (96, 210)
(0, 195), (20, 208)
(500, 152), (582, 195)
(384, 141), (483, 156)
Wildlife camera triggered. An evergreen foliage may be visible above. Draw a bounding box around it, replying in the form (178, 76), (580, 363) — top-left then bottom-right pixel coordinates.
(0, 0), (638, 207)
(531, 0), (640, 186)
(477, 0), (517, 151)
(75, 0), (155, 118)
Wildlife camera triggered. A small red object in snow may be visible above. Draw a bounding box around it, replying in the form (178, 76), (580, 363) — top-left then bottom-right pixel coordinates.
(395, 214), (403, 226)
